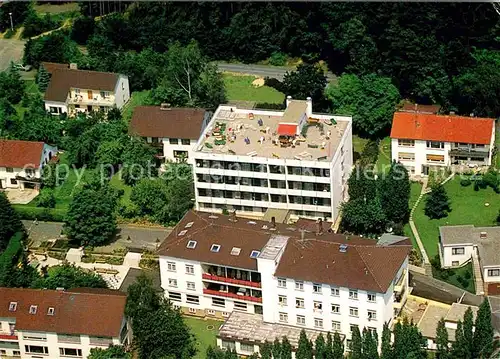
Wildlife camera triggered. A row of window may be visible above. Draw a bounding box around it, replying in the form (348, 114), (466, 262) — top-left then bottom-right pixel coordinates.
(169, 138), (191, 145)
(280, 297), (376, 319)
(168, 278), (196, 291)
(24, 345), (82, 357)
(278, 279), (376, 301)
(197, 189), (332, 206)
(196, 175), (331, 192)
(278, 313), (377, 332)
(167, 262), (195, 274)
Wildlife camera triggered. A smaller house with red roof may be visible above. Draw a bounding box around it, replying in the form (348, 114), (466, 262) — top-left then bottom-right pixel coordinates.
(390, 111), (496, 176)
(0, 140), (57, 190)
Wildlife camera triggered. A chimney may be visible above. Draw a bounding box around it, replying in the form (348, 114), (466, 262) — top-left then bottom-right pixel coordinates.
(69, 63), (77, 70)
(339, 244), (348, 253)
(480, 231), (487, 239)
(450, 111), (456, 115)
(160, 103), (172, 110)
(317, 218), (323, 235)
(300, 229), (305, 240)
(306, 97), (312, 117)
(271, 216), (276, 228)
(56, 287), (65, 291)
(230, 210), (237, 222)
(286, 95), (292, 108)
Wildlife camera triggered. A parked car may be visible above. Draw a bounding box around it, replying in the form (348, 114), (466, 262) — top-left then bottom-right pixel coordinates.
(13, 63), (32, 71)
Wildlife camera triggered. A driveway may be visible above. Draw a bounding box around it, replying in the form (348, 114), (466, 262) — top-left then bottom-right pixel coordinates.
(23, 220), (171, 251)
(215, 62), (337, 83)
(0, 38), (26, 71)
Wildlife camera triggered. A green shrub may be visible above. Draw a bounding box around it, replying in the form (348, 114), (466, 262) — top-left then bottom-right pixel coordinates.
(36, 189), (56, 208)
(14, 205), (66, 222)
(440, 270), (450, 280)
(460, 178), (472, 187)
(4, 28), (15, 39)
(22, 12), (62, 39)
(106, 256), (124, 265)
(269, 51), (287, 66)
(360, 139), (379, 166)
(464, 270), (472, 280)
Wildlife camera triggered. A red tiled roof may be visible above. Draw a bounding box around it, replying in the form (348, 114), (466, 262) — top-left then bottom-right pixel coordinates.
(277, 123), (298, 136)
(0, 140), (45, 168)
(44, 68), (120, 103)
(0, 287), (126, 338)
(129, 106), (207, 139)
(390, 112), (495, 145)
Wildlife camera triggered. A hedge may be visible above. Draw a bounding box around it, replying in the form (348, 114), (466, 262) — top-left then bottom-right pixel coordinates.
(13, 205), (66, 222)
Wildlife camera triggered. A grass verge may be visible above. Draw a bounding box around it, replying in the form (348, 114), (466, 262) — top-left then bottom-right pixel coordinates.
(223, 74), (285, 104)
(184, 316), (221, 359)
(110, 171), (133, 206)
(122, 90), (151, 121)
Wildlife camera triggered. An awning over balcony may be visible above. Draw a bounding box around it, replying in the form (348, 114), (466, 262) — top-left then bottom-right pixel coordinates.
(449, 149), (489, 158)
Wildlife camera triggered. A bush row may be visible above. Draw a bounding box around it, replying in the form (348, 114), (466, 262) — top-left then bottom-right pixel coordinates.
(13, 205), (66, 222)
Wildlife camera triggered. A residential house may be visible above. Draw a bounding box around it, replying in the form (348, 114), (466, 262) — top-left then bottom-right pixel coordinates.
(43, 63), (130, 116)
(192, 96), (353, 222)
(0, 140), (56, 190)
(390, 112), (495, 176)
(158, 210), (410, 355)
(129, 105), (211, 165)
(0, 287), (131, 359)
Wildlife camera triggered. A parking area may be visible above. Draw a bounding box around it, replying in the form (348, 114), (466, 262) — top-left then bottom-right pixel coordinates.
(0, 39), (26, 71)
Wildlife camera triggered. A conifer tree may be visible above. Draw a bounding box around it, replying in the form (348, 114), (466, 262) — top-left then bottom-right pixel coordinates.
(332, 332), (344, 359)
(473, 299), (494, 358)
(296, 330), (313, 359)
(326, 333), (334, 359)
(272, 338), (281, 359)
(462, 307), (474, 358)
(281, 337), (292, 359)
(361, 328), (379, 359)
(424, 184), (451, 219)
(36, 64), (51, 92)
(315, 334), (327, 359)
(0, 192), (24, 251)
(350, 326), (362, 359)
(260, 341), (272, 359)
(380, 161), (411, 224)
(452, 320), (466, 359)
(380, 323), (393, 359)
(435, 318), (450, 359)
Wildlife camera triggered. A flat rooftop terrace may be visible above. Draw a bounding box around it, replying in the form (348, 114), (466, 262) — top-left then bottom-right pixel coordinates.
(196, 103), (350, 162)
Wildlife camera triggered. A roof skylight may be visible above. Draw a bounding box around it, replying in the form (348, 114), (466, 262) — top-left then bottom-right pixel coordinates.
(178, 230), (188, 236)
(211, 244), (221, 253)
(185, 222), (194, 228)
(231, 247), (241, 256)
(250, 250), (261, 258)
(187, 240), (197, 249)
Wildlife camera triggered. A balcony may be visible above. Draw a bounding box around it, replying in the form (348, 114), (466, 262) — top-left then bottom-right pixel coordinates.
(203, 288), (262, 303)
(449, 148), (489, 158)
(67, 93), (114, 106)
(202, 273), (261, 288)
(394, 272), (406, 294)
(89, 337), (113, 346)
(0, 333), (18, 341)
(57, 334), (81, 344)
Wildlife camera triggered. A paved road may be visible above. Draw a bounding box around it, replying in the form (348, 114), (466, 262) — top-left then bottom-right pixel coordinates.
(0, 38), (26, 71)
(215, 62), (337, 83)
(22, 220), (171, 251)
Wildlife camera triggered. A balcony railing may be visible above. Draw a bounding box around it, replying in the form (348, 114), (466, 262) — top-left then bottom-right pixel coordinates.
(202, 273), (261, 288)
(89, 337), (113, 346)
(0, 333), (18, 341)
(203, 288), (262, 303)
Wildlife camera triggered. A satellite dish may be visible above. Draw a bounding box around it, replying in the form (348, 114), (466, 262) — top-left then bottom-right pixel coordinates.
(386, 226), (393, 233)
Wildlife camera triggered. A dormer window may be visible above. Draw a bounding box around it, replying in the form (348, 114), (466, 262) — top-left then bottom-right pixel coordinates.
(210, 244), (221, 253)
(8, 302), (17, 311)
(29, 305), (37, 314)
(47, 307), (55, 316)
(250, 250), (260, 258)
(187, 240), (197, 249)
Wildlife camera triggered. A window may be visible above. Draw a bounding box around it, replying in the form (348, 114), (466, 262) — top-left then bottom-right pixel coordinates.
(6, 167), (13, 173)
(332, 321), (341, 332)
(187, 281), (195, 290)
(222, 340), (236, 350)
(187, 240), (197, 249)
(10, 179), (17, 185)
(295, 298), (305, 309)
(174, 150), (188, 159)
(9, 302), (17, 311)
(185, 264), (194, 274)
(349, 307), (359, 317)
(206, 309), (216, 316)
(29, 305), (38, 314)
(186, 295), (199, 304)
(47, 307), (55, 316)
(13, 350), (20, 356)
(279, 312), (288, 323)
(426, 141), (444, 149)
(23, 334), (47, 341)
(367, 293), (376, 302)
(426, 154), (445, 163)
(169, 292), (181, 302)
(350, 324), (359, 333)
(168, 278), (178, 288)
(25, 345), (48, 354)
(87, 105), (92, 112)
(210, 244), (221, 252)
(313, 283), (322, 293)
(278, 278), (287, 288)
(250, 250), (260, 258)
(296, 315), (306, 326)
(169, 138), (179, 144)
(313, 301), (322, 311)
(234, 302), (247, 311)
(314, 318), (323, 329)
(75, 88), (80, 94)
(331, 287), (339, 296)
(349, 290), (358, 300)
(212, 297), (225, 307)
(331, 304), (340, 314)
(488, 269), (500, 277)
(295, 280), (304, 291)
(398, 139), (415, 147)
(452, 261), (459, 266)
(367, 327), (377, 335)
(222, 312), (230, 318)
(452, 247), (465, 255)
(368, 310), (377, 321)
(240, 343), (255, 353)
(398, 152), (415, 161)
(49, 106), (59, 114)
(181, 139), (191, 145)
(167, 262), (176, 272)
(59, 348), (82, 357)
(189, 308), (197, 314)
(278, 295), (287, 306)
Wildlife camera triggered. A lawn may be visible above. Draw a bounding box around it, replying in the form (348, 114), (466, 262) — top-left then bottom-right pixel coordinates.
(184, 316), (222, 359)
(375, 136), (391, 173)
(122, 90), (151, 121)
(34, 3), (80, 14)
(352, 135), (368, 161)
(411, 176), (499, 259)
(433, 262), (475, 293)
(223, 74), (285, 104)
(110, 171), (133, 206)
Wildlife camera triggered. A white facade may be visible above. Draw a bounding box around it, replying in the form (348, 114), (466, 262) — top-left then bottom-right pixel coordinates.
(440, 243), (475, 268)
(192, 103), (353, 221)
(144, 137), (201, 166)
(0, 144), (57, 190)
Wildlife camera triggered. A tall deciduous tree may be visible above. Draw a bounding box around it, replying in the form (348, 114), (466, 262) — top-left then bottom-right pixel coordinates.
(380, 161), (410, 225)
(0, 63), (25, 104)
(272, 338), (282, 359)
(0, 192), (24, 251)
(326, 73), (400, 137)
(281, 63), (327, 111)
(88, 345), (130, 359)
(121, 137), (157, 186)
(31, 263), (107, 289)
(340, 196), (387, 235)
(347, 165), (377, 201)
(424, 184), (451, 219)
(473, 299), (494, 358)
(435, 318), (450, 359)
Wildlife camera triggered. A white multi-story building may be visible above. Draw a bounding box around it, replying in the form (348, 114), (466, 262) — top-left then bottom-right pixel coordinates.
(158, 210), (410, 354)
(191, 97), (353, 222)
(129, 105), (211, 165)
(439, 225), (500, 295)
(0, 287), (131, 359)
(0, 140), (57, 190)
(42, 62), (130, 117)
(390, 111), (495, 176)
